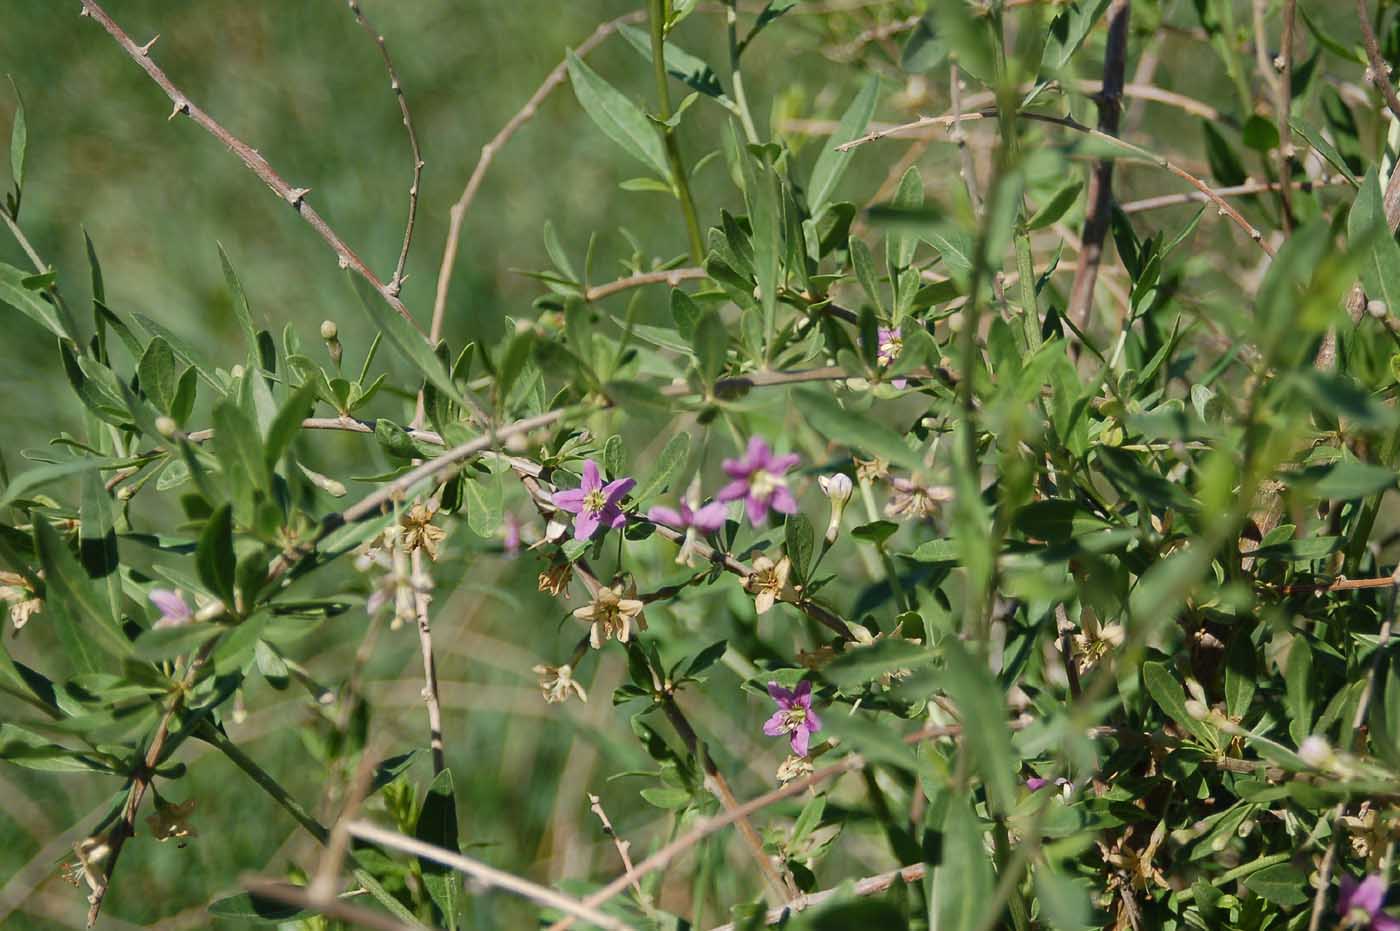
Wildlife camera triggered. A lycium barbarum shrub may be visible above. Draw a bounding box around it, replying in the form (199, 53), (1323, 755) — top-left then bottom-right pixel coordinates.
(6, 1), (1400, 929)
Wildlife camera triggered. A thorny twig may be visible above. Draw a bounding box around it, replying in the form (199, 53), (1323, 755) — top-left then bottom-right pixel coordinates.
(344, 0), (424, 296)
(77, 0), (425, 333)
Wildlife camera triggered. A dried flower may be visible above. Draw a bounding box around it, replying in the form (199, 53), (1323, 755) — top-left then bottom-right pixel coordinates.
(573, 584), (646, 648)
(649, 494), (727, 566)
(848, 624), (922, 687)
(149, 589), (193, 630)
(884, 477), (948, 521)
(853, 456), (889, 483)
(718, 437), (800, 526)
(763, 680), (822, 757)
(1339, 875), (1400, 930)
(538, 558), (574, 597)
(776, 754), (815, 784)
(818, 473), (854, 542)
(745, 555), (792, 615)
(533, 663), (588, 704)
(146, 796), (198, 845)
(0, 570), (42, 632)
(69, 835), (112, 896)
(552, 460), (635, 541)
(400, 500), (446, 561)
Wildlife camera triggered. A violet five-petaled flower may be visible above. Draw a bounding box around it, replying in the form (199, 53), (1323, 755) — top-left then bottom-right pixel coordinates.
(878, 327), (907, 388)
(763, 679), (822, 757)
(648, 499), (728, 534)
(718, 437), (800, 526)
(1340, 875), (1400, 931)
(149, 589), (193, 629)
(551, 460), (635, 541)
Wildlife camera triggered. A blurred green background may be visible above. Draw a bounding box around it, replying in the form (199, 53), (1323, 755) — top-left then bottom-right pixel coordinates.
(0, 0), (1385, 928)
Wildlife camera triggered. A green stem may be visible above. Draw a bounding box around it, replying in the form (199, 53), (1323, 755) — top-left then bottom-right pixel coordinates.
(1014, 231), (1041, 353)
(725, 1), (760, 144)
(198, 722), (330, 844)
(649, 0), (705, 263)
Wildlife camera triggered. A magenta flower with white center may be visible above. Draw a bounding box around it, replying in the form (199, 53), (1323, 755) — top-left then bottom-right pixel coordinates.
(1340, 875), (1400, 931)
(718, 436), (800, 526)
(648, 499), (728, 535)
(149, 589), (192, 629)
(551, 460), (635, 541)
(763, 679), (822, 757)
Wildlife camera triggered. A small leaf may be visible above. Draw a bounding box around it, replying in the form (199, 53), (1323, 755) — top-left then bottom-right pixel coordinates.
(1025, 179), (1083, 231)
(793, 388), (921, 470)
(850, 520), (898, 544)
(347, 275), (469, 411)
(0, 262), (69, 340)
(1285, 637), (1315, 747)
(638, 434), (689, 501)
(1242, 862), (1309, 907)
(416, 769), (463, 928)
(566, 50), (669, 179)
(1143, 661), (1214, 746)
(809, 76), (879, 219)
(196, 505), (237, 605)
(8, 77), (26, 192)
(784, 513), (815, 583)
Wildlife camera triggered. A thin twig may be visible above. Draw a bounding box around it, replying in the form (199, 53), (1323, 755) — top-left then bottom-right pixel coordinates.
(950, 63), (981, 214)
(410, 546), (447, 775)
(1355, 0), (1400, 124)
(344, 0), (424, 295)
(84, 639), (218, 927)
(585, 267), (709, 302)
(545, 718), (1033, 931)
(1066, 0), (1131, 334)
(77, 0), (425, 333)
(588, 794), (649, 905)
(836, 108), (1275, 256)
(240, 878), (423, 931)
(346, 820), (635, 931)
(1120, 175), (1345, 213)
(704, 862), (929, 931)
(1274, 0), (1298, 232)
(430, 13), (642, 342)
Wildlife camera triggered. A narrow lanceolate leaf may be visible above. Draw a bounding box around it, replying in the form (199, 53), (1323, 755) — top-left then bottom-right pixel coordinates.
(196, 504), (237, 606)
(8, 76), (26, 192)
(0, 262), (69, 340)
(347, 274), (469, 410)
(217, 243), (263, 368)
(793, 387), (921, 470)
(740, 144), (781, 346)
(80, 468), (122, 625)
(935, 795), (996, 931)
(1348, 167), (1400, 316)
(416, 769), (463, 929)
(34, 515), (132, 669)
(566, 49), (669, 179)
(808, 76), (879, 220)
(942, 638), (1017, 815)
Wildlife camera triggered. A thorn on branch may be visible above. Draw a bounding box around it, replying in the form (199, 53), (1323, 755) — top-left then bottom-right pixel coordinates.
(168, 98), (189, 120)
(286, 186), (311, 208)
(138, 33), (158, 56)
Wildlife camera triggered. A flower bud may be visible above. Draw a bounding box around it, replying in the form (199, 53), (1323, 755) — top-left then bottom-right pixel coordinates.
(319, 319), (339, 340)
(819, 473), (854, 543)
(155, 416), (178, 438)
(230, 364), (244, 379)
(1298, 735), (1332, 768)
(1184, 699), (1210, 721)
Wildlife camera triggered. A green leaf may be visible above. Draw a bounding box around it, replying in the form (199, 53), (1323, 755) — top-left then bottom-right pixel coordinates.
(212, 400), (270, 495)
(464, 468), (504, 538)
(1242, 862), (1309, 907)
(566, 49), (669, 179)
(347, 275), (469, 410)
(265, 383), (317, 468)
(808, 76), (879, 220)
(935, 795), (996, 931)
(0, 262), (69, 340)
(1042, 0), (1113, 70)
(849, 236), (884, 317)
(34, 516), (132, 669)
(1225, 632), (1258, 721)
(684, 640), (727, 678)
(197, 505), (237, 605)
(133, 622), (221, 662)
(1290, 118), (1359, 186)
(138, 337), (178, 413)
(824, 637), (931, 689)
(1349, 167), (1400, 316)
(942, 638), (1016, 814)
(740, 143), (781, 345)
(217, 243), (262, 368)
(80, 467), (121, 625)
(900, 17), (948, 73)
(416, 769), (463, 929)
(8, 77), (26, 192)
(1311, 461), (1397, 499)
(207, 892), (310, 923)
(1026, 179), (1083, 232)
(616, 24), (728, 103)
(694, 309), (728, 383)
(793, 388), (921, 470)
(885, 166), (923, 274)
(851, 520), (898, 544)
(1143, 661), (1214, 746)
(1285, 637), (1314, 747)
(0, 456), (126, 510)
(784, 513), (815, 583)
(638, 434), (689, 501)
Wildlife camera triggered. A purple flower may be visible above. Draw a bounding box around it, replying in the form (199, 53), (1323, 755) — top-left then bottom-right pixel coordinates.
(763, 680), (822, 757)
(878, 327), (907, 388)
(149, 589), (192, 629)
(503, 514), (522, 558)
(718, 437), (800, 526)
(552, 460), (635, 541)
(648, 499), (728, 534)
(1340, 875), (1400, 931)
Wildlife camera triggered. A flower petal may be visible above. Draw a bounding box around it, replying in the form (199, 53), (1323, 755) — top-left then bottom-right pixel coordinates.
(149, 589), (191, 621)
(648, 506), (685, 528)
(1350, 875), (1387, 915)
(552, 489), (586, 513)
(573, 509), (601, 541)
(717, 479), (750, 502)
(582, 459), (601, 491)
(1373, 915), (1400, 931)
(746, 435), (771, 468)
(770, 486), (798, 515)
(746, 494), (770, 527)
(692, 501), (729, 533)
(766, 681), (794, 704)
(790, 727), (810, 757)
(604, 506), (629, 529)
(722, 457), (751, 480)
(762, 712), (788, 736)
(602, 477), (636, 502)
(793, 679), (812, 700)
(804, 708), (822, 733)
(770, 452), (801, 474)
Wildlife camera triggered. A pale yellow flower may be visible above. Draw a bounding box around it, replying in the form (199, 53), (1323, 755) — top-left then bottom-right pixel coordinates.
(400, 501), (446, 561)
(745, 555), (792, 615)
(533, 663), (588, 704)
(573, 585), (646, 648)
